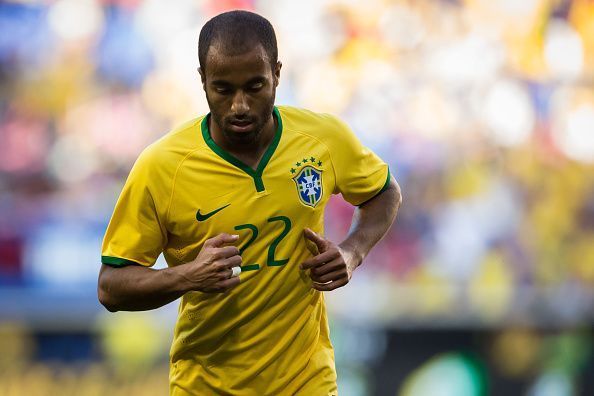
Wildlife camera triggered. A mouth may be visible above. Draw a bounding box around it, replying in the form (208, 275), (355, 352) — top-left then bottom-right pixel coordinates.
(228, 119), (255, 133)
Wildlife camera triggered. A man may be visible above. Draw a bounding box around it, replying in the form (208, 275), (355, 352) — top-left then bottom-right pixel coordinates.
(98, 10), (401, 396)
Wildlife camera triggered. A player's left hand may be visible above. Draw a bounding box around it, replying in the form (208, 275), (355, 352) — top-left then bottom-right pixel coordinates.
(300, 228), (360, 291)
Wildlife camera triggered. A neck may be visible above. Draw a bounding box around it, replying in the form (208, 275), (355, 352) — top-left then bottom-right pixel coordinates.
(210, 112), (277, 168)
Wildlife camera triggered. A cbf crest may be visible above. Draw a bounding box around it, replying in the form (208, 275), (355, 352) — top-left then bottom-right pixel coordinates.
(291, 156), (323, 207)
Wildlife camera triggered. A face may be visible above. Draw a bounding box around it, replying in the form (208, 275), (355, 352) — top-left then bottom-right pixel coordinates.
(199, 43), (281, 147)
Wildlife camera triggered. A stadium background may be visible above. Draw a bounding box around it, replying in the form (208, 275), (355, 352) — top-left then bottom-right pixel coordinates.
(1, 0), (593, 394)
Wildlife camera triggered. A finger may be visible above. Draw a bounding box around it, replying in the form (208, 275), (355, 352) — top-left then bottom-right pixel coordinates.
(204, 233), (239, 248)
(219, 264), (241, 279)
(204, 276), (241, 292)
(300, 249), (340, 270)
(313, 277), (348, 292)
(220, 267), (236, 280)
(309, 257), (344, 276)
(311, 268), (346, 284)
(214, 246), (241, 259)
(310, 259), (345, 277)
(215, 276), (241, 291)
(303, 228), (329, 253)
(217, 255), (242, 270)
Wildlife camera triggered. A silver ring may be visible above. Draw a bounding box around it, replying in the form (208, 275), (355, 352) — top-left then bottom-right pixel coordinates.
(231, 266), (241, 278)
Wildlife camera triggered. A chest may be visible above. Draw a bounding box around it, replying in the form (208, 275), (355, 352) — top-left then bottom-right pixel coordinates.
(164, 144), (333, 261)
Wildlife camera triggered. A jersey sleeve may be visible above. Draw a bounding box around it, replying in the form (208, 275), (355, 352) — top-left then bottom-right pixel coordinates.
(101, 148), (168, 267)
(329, 117), (390, 206)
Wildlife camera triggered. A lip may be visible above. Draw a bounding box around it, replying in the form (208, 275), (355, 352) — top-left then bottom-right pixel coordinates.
(228, 120), (254, 133)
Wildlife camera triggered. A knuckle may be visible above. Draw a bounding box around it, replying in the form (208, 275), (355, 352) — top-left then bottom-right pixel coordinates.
(217, 273), (226, 281)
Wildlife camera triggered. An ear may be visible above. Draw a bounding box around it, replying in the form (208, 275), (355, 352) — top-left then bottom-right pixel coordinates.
(273, 61), (282, 87)
(198, 67), (206, 90)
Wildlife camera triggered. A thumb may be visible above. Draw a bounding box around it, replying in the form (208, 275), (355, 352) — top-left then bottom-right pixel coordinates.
(303, 228), (328, 253)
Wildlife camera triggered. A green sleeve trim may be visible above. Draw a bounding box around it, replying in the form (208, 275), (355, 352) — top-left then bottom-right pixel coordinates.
(201, 107), (283, 192)
(101, 256), (144, 267)
(358, 167), (391, 207)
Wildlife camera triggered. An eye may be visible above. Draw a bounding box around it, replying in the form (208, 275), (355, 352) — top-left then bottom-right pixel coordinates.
(248, 82), (264, 92)
(215, 87), (231, 94)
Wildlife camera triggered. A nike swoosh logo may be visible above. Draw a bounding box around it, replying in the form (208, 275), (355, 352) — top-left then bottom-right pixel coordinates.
(196, 204), (231, 222)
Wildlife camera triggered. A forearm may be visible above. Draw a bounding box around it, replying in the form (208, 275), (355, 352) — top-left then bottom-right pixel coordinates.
(340, 177), (402, 266)
(98, 263), (190, 312)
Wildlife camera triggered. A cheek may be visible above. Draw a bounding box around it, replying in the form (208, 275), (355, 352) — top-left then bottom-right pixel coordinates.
(256, 88), (275, 106)
(206, 93), (230, 112)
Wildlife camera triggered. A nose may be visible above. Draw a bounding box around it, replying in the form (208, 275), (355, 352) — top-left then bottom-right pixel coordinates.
(231, 90), (249, 116)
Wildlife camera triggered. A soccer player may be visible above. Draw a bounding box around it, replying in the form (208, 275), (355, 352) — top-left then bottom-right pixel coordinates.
(98, 10), (401, 395)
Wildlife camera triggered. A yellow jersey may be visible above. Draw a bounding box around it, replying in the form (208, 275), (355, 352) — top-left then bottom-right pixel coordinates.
(101, 106), (390, 395)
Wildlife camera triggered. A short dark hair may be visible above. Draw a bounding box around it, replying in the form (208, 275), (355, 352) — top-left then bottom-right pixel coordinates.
(198, 10), (278, 71)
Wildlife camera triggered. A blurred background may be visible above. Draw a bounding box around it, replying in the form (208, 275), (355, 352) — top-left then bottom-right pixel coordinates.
(0, 0), (593, 395)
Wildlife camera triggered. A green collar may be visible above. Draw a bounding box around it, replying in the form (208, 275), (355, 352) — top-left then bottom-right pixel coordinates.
(201, 106), (283, 192)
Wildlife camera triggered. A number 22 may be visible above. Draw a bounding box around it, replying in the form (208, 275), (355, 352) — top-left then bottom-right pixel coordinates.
(233, 216), (292, 271)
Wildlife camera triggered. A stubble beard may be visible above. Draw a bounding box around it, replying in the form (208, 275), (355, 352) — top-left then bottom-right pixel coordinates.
(206, 93), (276, 148)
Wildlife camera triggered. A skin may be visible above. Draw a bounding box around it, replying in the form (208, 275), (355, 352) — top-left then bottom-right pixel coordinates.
(200, 42), (281, 168)
(97, 40), (402, 312)
(301, 177), (401, 291)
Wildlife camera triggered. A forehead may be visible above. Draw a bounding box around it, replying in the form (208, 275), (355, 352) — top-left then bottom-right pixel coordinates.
(204, 43), (271, 81)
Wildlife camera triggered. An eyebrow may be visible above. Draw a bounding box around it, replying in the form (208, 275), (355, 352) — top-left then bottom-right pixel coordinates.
(211, 76), (266, 86)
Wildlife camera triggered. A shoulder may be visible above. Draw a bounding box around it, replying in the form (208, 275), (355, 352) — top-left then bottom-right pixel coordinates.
(277, 105), (351, 142)
(131, 116), (205, 179)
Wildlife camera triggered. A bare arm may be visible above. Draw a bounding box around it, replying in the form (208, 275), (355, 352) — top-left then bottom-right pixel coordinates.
(301, 176), (402, 291)
(340, 176), (402, 265)
(98, 233), (243, 312)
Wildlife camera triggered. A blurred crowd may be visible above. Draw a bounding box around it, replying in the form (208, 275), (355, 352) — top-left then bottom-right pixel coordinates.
(1, 0), (594, 394)
(2, 0), (593, 325)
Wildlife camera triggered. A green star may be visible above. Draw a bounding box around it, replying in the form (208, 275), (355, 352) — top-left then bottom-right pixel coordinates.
(302, 158), (308, 163)
(296, 162), (301, 167)
(290, 168), (296, 174)
(318, 160), (322, 166)
(310, 156), (316, 162)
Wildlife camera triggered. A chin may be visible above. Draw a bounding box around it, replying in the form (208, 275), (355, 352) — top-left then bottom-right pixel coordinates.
(223, 128), (261, 145)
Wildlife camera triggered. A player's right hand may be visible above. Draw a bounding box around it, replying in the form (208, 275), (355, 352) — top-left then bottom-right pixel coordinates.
(176, 233), (242, 293)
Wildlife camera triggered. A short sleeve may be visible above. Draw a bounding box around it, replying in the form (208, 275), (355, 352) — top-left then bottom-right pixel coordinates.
(101, 151), (168, 267)
(329, 117), (390, 206)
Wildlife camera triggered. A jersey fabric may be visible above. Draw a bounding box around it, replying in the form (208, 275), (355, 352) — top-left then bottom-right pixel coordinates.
(101, 105), (390, 395)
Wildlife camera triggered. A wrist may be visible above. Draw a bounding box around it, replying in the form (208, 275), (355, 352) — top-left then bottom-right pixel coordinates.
(165, 265), (194, 294)
(339, 241), (364, 269)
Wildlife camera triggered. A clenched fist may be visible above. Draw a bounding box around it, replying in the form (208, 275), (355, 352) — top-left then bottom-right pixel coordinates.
(175, 233), (243, 293)
(300, 228), (359, 291)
